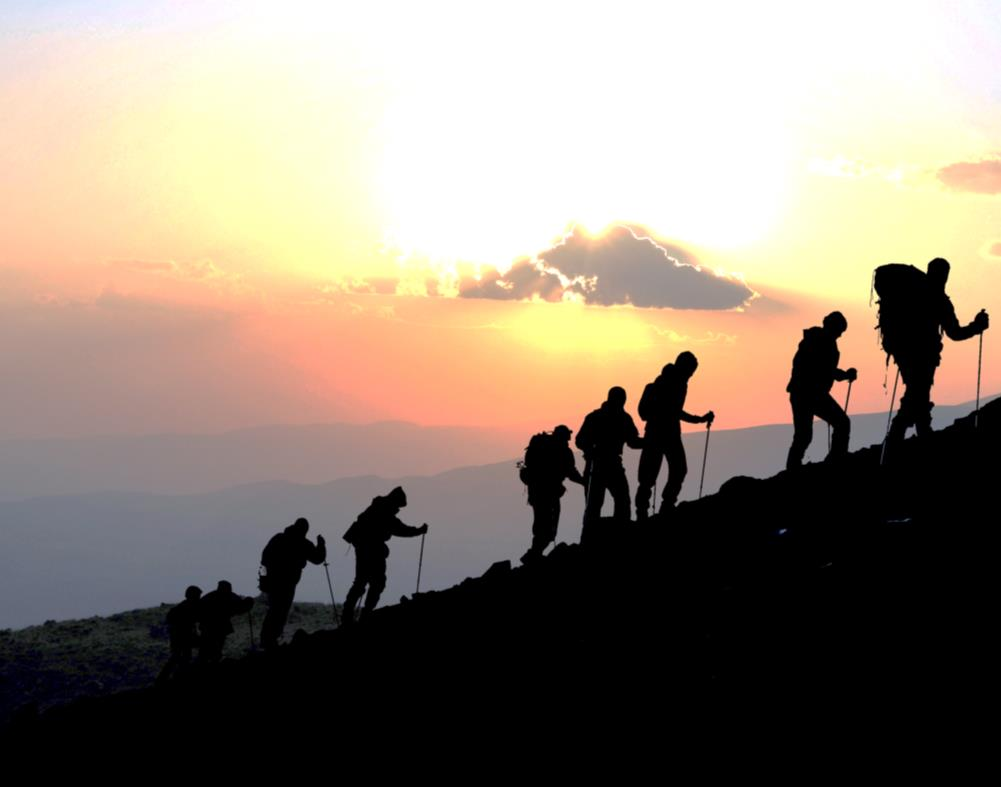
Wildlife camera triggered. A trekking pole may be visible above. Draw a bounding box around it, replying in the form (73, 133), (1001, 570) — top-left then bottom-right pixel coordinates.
(880, 367), (900, 466)
(322, 561), (341, 626)
(247, 609), (256, 651)
(416, 530), (427, 594)
(698, 422), (712, 500)
(975, 331), (983, 429)
(842, 379), (854, 451)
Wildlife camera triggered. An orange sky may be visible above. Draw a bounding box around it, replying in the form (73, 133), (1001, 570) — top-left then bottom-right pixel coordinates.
(1, 2), (1000, 439)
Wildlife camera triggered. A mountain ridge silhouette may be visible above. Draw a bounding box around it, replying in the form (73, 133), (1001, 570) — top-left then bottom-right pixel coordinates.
(9, 397), (997, 745)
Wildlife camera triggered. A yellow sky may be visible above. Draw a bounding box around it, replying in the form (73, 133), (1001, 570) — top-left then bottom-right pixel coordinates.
(1, 1), (1000, 436)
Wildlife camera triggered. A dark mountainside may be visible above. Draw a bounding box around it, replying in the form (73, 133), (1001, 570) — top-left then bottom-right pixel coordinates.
(0, 602), (337, 727)
(7, 399), (999, 745)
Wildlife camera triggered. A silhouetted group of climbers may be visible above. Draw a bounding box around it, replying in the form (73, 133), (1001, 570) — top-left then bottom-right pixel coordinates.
(159, 257), (989, 671)
(517, 257), (989, 563)
(518, 354), (714, 563)
(157, 580), (254, 683)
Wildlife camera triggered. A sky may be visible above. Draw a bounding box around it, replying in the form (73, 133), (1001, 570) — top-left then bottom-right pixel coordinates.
(2, 1), (1001, 439)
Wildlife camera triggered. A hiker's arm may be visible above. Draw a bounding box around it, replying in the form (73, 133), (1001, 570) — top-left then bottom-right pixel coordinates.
(833, 367), (857, 382)
(942, 299), (986, 341)
(391, 519), (427, 538)
(680, 410), (702, 424)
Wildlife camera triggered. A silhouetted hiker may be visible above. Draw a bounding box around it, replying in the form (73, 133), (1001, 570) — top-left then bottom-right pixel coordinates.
(785, 312), (857, 470)
(875, 258), (989, 450)
(259, 518), (326, 650)
(518, 424), (585, 564)
(342, 486), (428, 624)
(197, 580), (254, 663)
(576, 386), (643, 529)
(635, 352), (715, 519)
(156, 585), (202, 685)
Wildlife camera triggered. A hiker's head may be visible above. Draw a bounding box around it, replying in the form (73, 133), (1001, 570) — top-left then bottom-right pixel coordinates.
(675, 351), (699, 378)
(387, 486), (407, 509)
(553, 424), (572, 442)
(822, 311), (848, 338)
(185, 585), (202, 602)
(928, 257), (950, 289)
(216, 580), (232, 594)
(289, 517), (309, 536)
(606, 386), (627, 409)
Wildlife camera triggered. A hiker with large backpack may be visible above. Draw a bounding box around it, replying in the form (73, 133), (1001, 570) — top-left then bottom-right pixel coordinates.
(341, 486), (428, 625)
(785, 312), (857, 471)
(874, 258), (988, 452)
(635, 352), (715, 520)
(576, 386), (644, 534)
(258, 518), (326, 650)
(518, 424), (585, 564)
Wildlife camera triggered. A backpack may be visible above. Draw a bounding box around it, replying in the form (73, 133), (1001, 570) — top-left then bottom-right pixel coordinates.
(344, 500), (382, 546)
(872, 264), (929, 360)
(518, 432), (556, 485)
(638, 380), (660, 422)
(258, 532), (283, 592)
(343, 516), (363, 546)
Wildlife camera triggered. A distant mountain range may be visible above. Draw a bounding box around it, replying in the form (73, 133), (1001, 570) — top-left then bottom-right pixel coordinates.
(0, 421), (524, 501)
(0, 397), (991, 629)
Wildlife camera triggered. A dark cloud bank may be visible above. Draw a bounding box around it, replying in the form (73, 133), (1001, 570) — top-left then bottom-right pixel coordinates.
(458, 226), (754, 310)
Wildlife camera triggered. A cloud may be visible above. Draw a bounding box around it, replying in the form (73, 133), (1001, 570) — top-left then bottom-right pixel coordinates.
(987, 241), (1001, 258)
(937, 157), (1001, 194)
(109, 259), (236, 281)
(458, 259), (564, 302)
(458, 226), (754, 310)
(651, 327), (738, 345)
(330, 276), (401, 295)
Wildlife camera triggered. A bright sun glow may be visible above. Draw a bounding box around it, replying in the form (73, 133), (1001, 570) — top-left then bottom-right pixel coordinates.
(504, 302), (656, 356)
(362, 1), (807, 270)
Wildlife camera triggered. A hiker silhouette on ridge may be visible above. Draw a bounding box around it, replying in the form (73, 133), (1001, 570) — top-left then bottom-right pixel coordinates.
(635, 352), (715, 519)
(876, 257), (989, 451)
(259, 517), (326, 650)
(576, 386), (644, 533)
(785, 311), (857, 470)
(518, 424), (585, 565)
(342, 486), (427, 625)
(156, 584), (202, 685)
(197, 580), (254, 663)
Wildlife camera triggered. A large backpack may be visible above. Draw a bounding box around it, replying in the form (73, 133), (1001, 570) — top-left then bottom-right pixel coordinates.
(258, 532), (284, 592)
(637, 380), (660, 422)
(343, 499), (385, 546)
(518, 431), (556, 485)
(873, 263), (931, 360)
